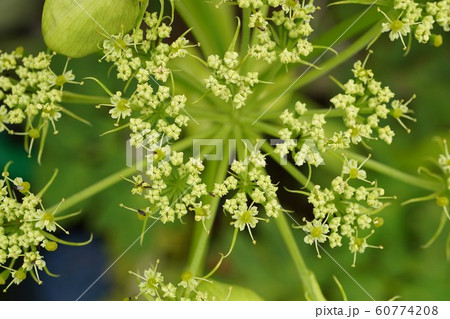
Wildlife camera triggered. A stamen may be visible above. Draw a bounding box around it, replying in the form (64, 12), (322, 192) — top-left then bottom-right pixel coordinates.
(377, 7), (392, 23)
(34, 265), (42, 285)
(315, 241), (322, 258)
(247, 224), (256, 245)
(120, 203), (139, 213)
(55, 222), (70, 235)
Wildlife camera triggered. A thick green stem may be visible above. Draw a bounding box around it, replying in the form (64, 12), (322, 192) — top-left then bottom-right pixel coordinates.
(186, 131), (232, 275)
(247, 119), (281, 137)
(276, 213), (326, 300)
(47, 165), (135, 214)
(62, 91), (110, 105)
(240, 8), (251, 64)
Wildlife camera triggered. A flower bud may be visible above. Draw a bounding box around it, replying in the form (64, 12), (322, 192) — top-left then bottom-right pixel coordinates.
(45, 241), (58, 252)
(431, 34), (443, 48)
(41, 0), (142, 58)
(436, 196), (449, 207)
(373, 217), (384, 228)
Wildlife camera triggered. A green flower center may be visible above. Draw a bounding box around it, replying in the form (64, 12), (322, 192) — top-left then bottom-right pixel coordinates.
(155, 149), (165, 161)
(285, 0), (298, 8)
(41, 212), (54, 223)
(310, 227), (323, 238)
(436, 196), (449, 207)
(390, 20), (404, 32)
(55, 75), (67, 87)
(393, 108), (403, 119)
(181, 271), (193, 282)
(354, 237), (364, 248)
(28, 128), (40, 139)
(147, 277), (157, 288)
(114, 38), (128, 51)
(14, 270), (27, 281)
(351, 126), (360, 137)
(241, 210), (253, 223)
(116, 99), (129, 112)
(195, 207), (207, 218)
(349, 167), (359, 179)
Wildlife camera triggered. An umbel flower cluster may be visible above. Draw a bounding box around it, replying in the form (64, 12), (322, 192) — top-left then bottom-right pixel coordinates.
(1, 0), (448, 300)
(0, 164), (88, 291)
(0, 48), (81, 158)
(379, 0), (449, 49)
(230, 0), (320, 65)
(292, 157), (388, 266)
(203, 0), (322, 109)
(96, 11), (213, 235)
(204, 51), (260, 109)
(123, 151), (208, 227)
(96, 10), (192, 134)
(275, 54), (416, 167)
(213, 150), (283, 243)
(102, 11), (193, 84)
(129, 260), (214, 301)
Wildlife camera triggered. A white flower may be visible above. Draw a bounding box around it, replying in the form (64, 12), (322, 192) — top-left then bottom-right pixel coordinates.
(329, 232), (343, 248)
(379, 8), (412, 50)
(342, 157), (372, 184)
(357, 215), (372, 229)
(232, 205), (259, 231)
(378, 125), (395, 144)
(108, 91), (131, 122)
(138, 265), (164, 297)
(231, 205), (267, 244)
(390, 96), (416, 133)
(349, 230), (382, 267)
(302, 219), (329, 258)
(231, 160), (246, 174)
(178, 271), (198, 290)
(162, 283), (177, 299)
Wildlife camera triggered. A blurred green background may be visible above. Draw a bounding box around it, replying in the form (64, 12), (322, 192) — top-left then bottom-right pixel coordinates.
(0, 0), (449, 300)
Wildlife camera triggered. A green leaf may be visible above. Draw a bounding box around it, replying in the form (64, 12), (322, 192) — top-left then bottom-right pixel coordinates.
(175, 0), (235, 56)
(198, 280), (264, 301)
(41, 0), (142, 58)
